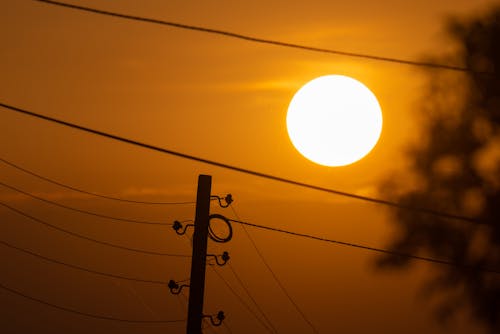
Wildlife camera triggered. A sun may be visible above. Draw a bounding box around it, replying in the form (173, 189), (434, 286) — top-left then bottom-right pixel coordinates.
(286, 75), (383, 167)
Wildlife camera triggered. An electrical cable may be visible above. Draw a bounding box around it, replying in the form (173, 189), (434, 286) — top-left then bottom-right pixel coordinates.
(230, 207), (316, 333)
(226, 264), (278, 333)
(0, 102), (482, 225)
(31, 0), (488, 74)
(228, 217), (500, 274)
(0, 157), (196, 205)
(0, 201), (191, 257)
(178, 224), (273, 332)
(210, 266), (275, 334)
(0, 281), (185, 323)
(0, 239), (170, 285)
(112, 280), (160, 319)
(0, 181), (169, 225)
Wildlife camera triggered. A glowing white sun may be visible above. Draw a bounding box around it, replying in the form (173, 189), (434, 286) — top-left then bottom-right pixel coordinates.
(286, 75), (383, 167)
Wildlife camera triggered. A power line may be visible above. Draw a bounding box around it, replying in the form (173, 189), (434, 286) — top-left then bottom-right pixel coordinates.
(0, 102), (481, 225)
(0, 201), (191, 257)
(32, 0), (481, 74)
(0, 181), (170, 225)
(228, 217), (500, 274)
(210, 267), (275, 334)
(0, 239), (169, 285)
(230, 207), (317, 333)
(0, 281), (185, 323)
(212, 263), (277, 333)
(114, 280), (160, 320)
(0, 157), (196, 205)
(226, 264), (278, 333)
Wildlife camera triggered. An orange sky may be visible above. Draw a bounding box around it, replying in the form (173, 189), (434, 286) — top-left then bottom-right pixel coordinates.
(1, 1), (498, 333)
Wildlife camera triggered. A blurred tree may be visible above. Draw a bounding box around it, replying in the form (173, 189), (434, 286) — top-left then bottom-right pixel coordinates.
(378, 7), (500, 333)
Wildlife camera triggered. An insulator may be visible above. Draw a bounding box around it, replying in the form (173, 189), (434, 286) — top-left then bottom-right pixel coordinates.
(172, 220), (182, 231)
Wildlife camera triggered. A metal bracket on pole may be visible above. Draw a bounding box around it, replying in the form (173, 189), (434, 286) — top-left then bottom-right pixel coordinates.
(206, 251), (230, 266)
(203, 311), (225, 326)
(172, 220), (194, 235)
(168, 280), (190, 295)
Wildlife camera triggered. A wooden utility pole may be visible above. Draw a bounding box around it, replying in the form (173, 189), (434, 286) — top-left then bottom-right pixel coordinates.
(186, 174), (212, 334)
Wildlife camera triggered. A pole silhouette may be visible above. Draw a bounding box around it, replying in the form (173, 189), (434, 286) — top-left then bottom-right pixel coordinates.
(187, 175), (212, 334)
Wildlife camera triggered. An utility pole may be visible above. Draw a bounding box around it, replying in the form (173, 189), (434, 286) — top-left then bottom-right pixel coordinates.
(186, 174), (212, 334)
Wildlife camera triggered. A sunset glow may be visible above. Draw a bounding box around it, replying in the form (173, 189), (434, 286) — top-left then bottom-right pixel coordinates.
(1, 1), (496, 333)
